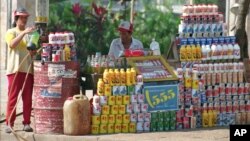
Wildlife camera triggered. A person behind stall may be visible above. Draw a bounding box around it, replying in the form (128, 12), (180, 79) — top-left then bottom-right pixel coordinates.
(5, 7), (36, 133)
(108, 21), (144, 59)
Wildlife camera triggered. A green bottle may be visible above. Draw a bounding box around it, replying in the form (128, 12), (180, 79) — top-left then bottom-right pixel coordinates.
(27, 31), (40, 50)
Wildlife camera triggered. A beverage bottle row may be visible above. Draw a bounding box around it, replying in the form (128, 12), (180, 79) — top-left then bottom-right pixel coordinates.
(183, 4), (218, 16)
(181, 14), (224, 24)
(48, 32), (75, 45)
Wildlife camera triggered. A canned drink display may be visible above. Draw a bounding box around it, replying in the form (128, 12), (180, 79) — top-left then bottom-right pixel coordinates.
(244, 83), (249, 94)
(126, 104), (133, 114)
(221, 72), (227, 83)
(108, 96), (116, 105)
(211, 73), (216, 85)
(92, 116), (101, 125)
(226, 102), (232, 113)
(226, 95), (232, 101)
(220, 102), (227, 113)
(144, 113), (151, 122)
(122, 124), (129, 133)
(150, 122), (157, 132)
(238, 83), (244, 95)
(206, 86), (213, 97)
(115, 114), (123, 124)
(232, 71), (238, 83)
(111, 105), (119, 115)
(216, 73), (221, 84)
(206, 73), (212, 86)
(118, 105), (126, 114)
(104, 84), (112, 96)
(127, 85), (135, 95)
(213, 85), (219, 97)
(232, 101), (239, 113)
(238, 71), (244, 83)
(138, 113), (144, 122)
(231, 83), (238, 95)
(227, 72), (233, 83)
(239, 101), (246, 112)
(108, 124), (114, 134)
(225, 84), (232, 95)
(114, 124), (121, 133)
(123, 95), (130, 105)
(143, 122), (150, 132)
(219, 83), (225, 95)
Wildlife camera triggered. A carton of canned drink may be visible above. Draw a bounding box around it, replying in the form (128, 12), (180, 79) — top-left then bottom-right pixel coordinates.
(107, 124), (114, 134)
(108, 115), (115, 124)
(226, 102), (232, 113)
(179, 83), (185, 93)
(229, 113), (236, 125)
(137, 113), (144, 122)
(102, 105), (110, 115)
(244, 83), (249, 94)
(213, 85), (219, 97)
(232, 101), (239, 113)
(131, 95), (138, 103)
(133, 103), (141, 113)
(108, 96), (115, 105)
(135, 84), (143, 95)
(92, 115), (101, 125)
(214, 102), (220, 111)
(216, 72), (221, 84)
(220, 102), (226, 113)
(183, 117), (190, 129)
(150, 121), (157, 132)
(231, 83), (238, 95)
(91, 125), (99, 135)
(143, 122), (150, 132)
(151, 112), (158, 121)
(93, 104), (101, 115)
(138, 94), (144, 103)
(116, 96), (123, 105)
(157, 121), (164, 131)
(115, 114), (123, 124)
(144, 113), (151, 122)
(206, 86), (213, 97)
(119, 105), (126, 114)
(232, 71), (238, 83)
(202, 103), (208, 112)
(239, 101), (246, 112)
(238, 83), (244, 95)
(206, 73), (212, 86)
(211, 73), (216, 86)
(208, 103), (214, 111)
(111, 105), (119, 115)
(219, 83), (225, 95)
(141, 103), (148, 113)
(114, 124), (121, 133)
(157, 112), (164, 122)
(101, 115), (108, 124)
(130, 114), (137, 122)
(225, 84), (232, 95)
(100, 96), (107, 106)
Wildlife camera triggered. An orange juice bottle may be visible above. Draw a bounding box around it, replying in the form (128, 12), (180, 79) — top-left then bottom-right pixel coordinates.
(179, 45), (187, 61)
(103, 69), (110, 85)
(97, 78), (104, 96)
(196, 44), (202, 60)
(191, 44), (197, 61)
(208, 110), (213, 127)
(130, 68), (136, 85)
(120, 69), (126, 85)
(202, 111), (209, 128)
(114, 69), (120, 85)
(109, 69), (114, 86)
(126, 68), (131, 86)
(186, 45), (192, 61)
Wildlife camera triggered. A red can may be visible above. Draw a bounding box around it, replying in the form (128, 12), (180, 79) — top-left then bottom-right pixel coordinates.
(219, 84), (225, 95)
(213, 86), (219, 97)
(206, 86), (213, 97)
(225, 84), (232, 95)
(238, 83), (244, 95)
(183, 117), (190, 129)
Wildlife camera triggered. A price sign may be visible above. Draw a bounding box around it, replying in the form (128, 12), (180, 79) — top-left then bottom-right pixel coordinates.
(144, 85), (179, 112)
(48, 64), (65, 78)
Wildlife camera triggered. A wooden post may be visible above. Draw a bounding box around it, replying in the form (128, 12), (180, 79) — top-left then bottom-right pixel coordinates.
(130, 0), (135, 24)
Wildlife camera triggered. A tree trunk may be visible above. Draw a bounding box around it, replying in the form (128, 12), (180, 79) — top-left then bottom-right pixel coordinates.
(235, 0), (250, 59)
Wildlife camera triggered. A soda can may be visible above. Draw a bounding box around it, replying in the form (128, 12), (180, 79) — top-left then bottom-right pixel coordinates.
(129, 122), (136, 133)
(93, 104), (101, 115)
(137, 122), (144, 132)
(91, 125), (99, 135)
(225, 84), (232, 95)
(107, 124), (114, 134)
(138, 94), (145, 103)
(131, 95), (138, 103)
(115, 114), (122, 124)
(100, 96), (107, 106)
(141, 103), (148, 113)
(102, 105), (110, 115)
(118, 105), (126, 114)
(164, 121), (170, 131)
(133, 103), (141, 113)
(137, 75), (143, 85)
(235, 113), (241, 124)
(163, 111), (171, 121)
(142, 122), (150, 132)
(207, 97), (213, 103)
(143, 113), (151, 122)
(114, 124), (121, 133)
(123, 95), (130, 105)
(108, 115), (115, 124)
(111, 105), (118, 115)
(126, 104), (133, 114)
(231, 83), (238, 95)
(238, 62), (244, 70)
(135, 84), (143, 94)
(99, 124), (108, 134)
(130, 114), (137, 122)
(170, 111), (177, 120)
(108, 96), (115, 105)
(206, 86), (213, 97)
(113, 86), (119, 96)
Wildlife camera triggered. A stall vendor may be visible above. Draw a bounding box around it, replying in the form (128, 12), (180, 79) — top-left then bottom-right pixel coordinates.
(108, 21), (144, 59)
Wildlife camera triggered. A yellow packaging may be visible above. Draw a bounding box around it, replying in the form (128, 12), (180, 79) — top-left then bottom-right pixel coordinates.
(130, 68), (136, 85)
(115, 69), (121, 85)
(123, 95), (130, 105)
(91, 125), (99, 135)
(122, 124), (129, 133)
(99, 124), (107, 134)
(180, 45), (187, 61)
(102, 105), (110, 115)
(101, 115), (108, 124)
(123, 114), (130, 124)
(184, 76), (192, 88)
(212, 110), (217, 126)
(107, 124), (114, 134)
(109, 69), (114, 86)
(186, 45), (192, 61)
(109, 115), (115, 124)
(114, 124), (121, 133)
(192, 79), (199, 90)
(129, 122), (136, 133)
(202, 111), (209, 128)
(116, 96), (123, 105)
(108, 96), (115, 105)
(120, 69), (126, 85)
(191, 44), (197, 61)
(111, 105), (119, 115)
(103, 69), (110, 85)
(115, 114), (123, 124)
(97, 78), (104, 96)
(126, 69), (131, 86)
(208, 110), (213, 127)
(118, 105), (126, 114)
(92, 116), (100, 125)
(196, 44), (201, 60)
(104, 84), (111, 96)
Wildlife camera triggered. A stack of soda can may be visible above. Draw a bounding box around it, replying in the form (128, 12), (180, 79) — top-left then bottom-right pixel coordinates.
(150, 111), (176, 132)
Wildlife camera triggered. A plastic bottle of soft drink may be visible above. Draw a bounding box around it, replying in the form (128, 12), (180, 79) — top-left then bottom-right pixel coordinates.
(120, 69), (126, 85)
(114, 69), (120, 85)
(97, 78), (104, 96)
(180, 45), (187, 61)
(64, 44), (71, 61)
(217, 44), (223, 60)
(201, 44), (207, 61)
(131, 68), (136, 85)
(196, 44), (202, 60)
(222, 43), (228, 60)
(186, 45), (192, 61)
(103, 69), (110, 85)
(233, 43), (240, 59)
(109, 69), (114, 86)
(228, 43), (234, 59)
(206, 45), (211, 60)
(208, 110), (213, 127)
(202, 111), (209, 127)
(211, 44), (217, 60)
(191, 44), (197, 61)
(126, 68), (132, 86)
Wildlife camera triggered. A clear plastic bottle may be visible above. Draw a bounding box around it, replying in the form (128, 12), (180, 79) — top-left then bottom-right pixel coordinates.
(222, 43), (228, 60)
(217, 44), (223, 60)
(211, 44), (217, 60)
(233, 43), (241, 59)
(228, 43), (234, 59)
(206, 44), (211, 60)
(201, 44), (207, 61)
(150, 39), (161, 56)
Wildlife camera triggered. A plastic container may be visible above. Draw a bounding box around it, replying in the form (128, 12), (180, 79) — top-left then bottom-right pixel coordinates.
(150, 39), (161, 56)
(63, 94), (90, 135)
(233, 43), (240, 59)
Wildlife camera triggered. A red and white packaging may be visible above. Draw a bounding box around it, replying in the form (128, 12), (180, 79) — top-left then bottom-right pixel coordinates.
(220, 102), (226, 113)
(133, 103), (141, 113)
(144, 113), (151, 122)
(206, 86), (213, 97)
(214, 102), (220, 111)
(138, 94), (145, 103)
(231, 83), (238, 95)
(137, 113), (144, 122)
(130, 114), (137, 122)
(225, 83), (232, 95)
(246, 100), (250, 112)
(232, 101), (239, 113)
(126, 104), (133, 114)
(143, 122), (150, 132)
(131, 95), (138, 103)
(244, 83), (249, 94)
(213, 85), (219, 97)
(208, 103), (213, 111)
(239, 100), (246, 112)
(238, 83), (244, 95)
(183, 117), (190, 129)
(219, 83), (225, 95)
(226, 101), (232, 113)
(140, 104), (148, 113)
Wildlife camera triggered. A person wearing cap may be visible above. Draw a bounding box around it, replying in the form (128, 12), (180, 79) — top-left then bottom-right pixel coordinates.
(5, 8), (36, 133)
(108, 21), (144, 59)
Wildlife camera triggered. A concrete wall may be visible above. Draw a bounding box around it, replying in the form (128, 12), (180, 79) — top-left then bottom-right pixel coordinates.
(0, 0), (36, 69)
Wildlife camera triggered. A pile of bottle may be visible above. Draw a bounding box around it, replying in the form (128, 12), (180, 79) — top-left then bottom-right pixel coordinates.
(48, 32), (75, 45)
(182, 4), (219, 16)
